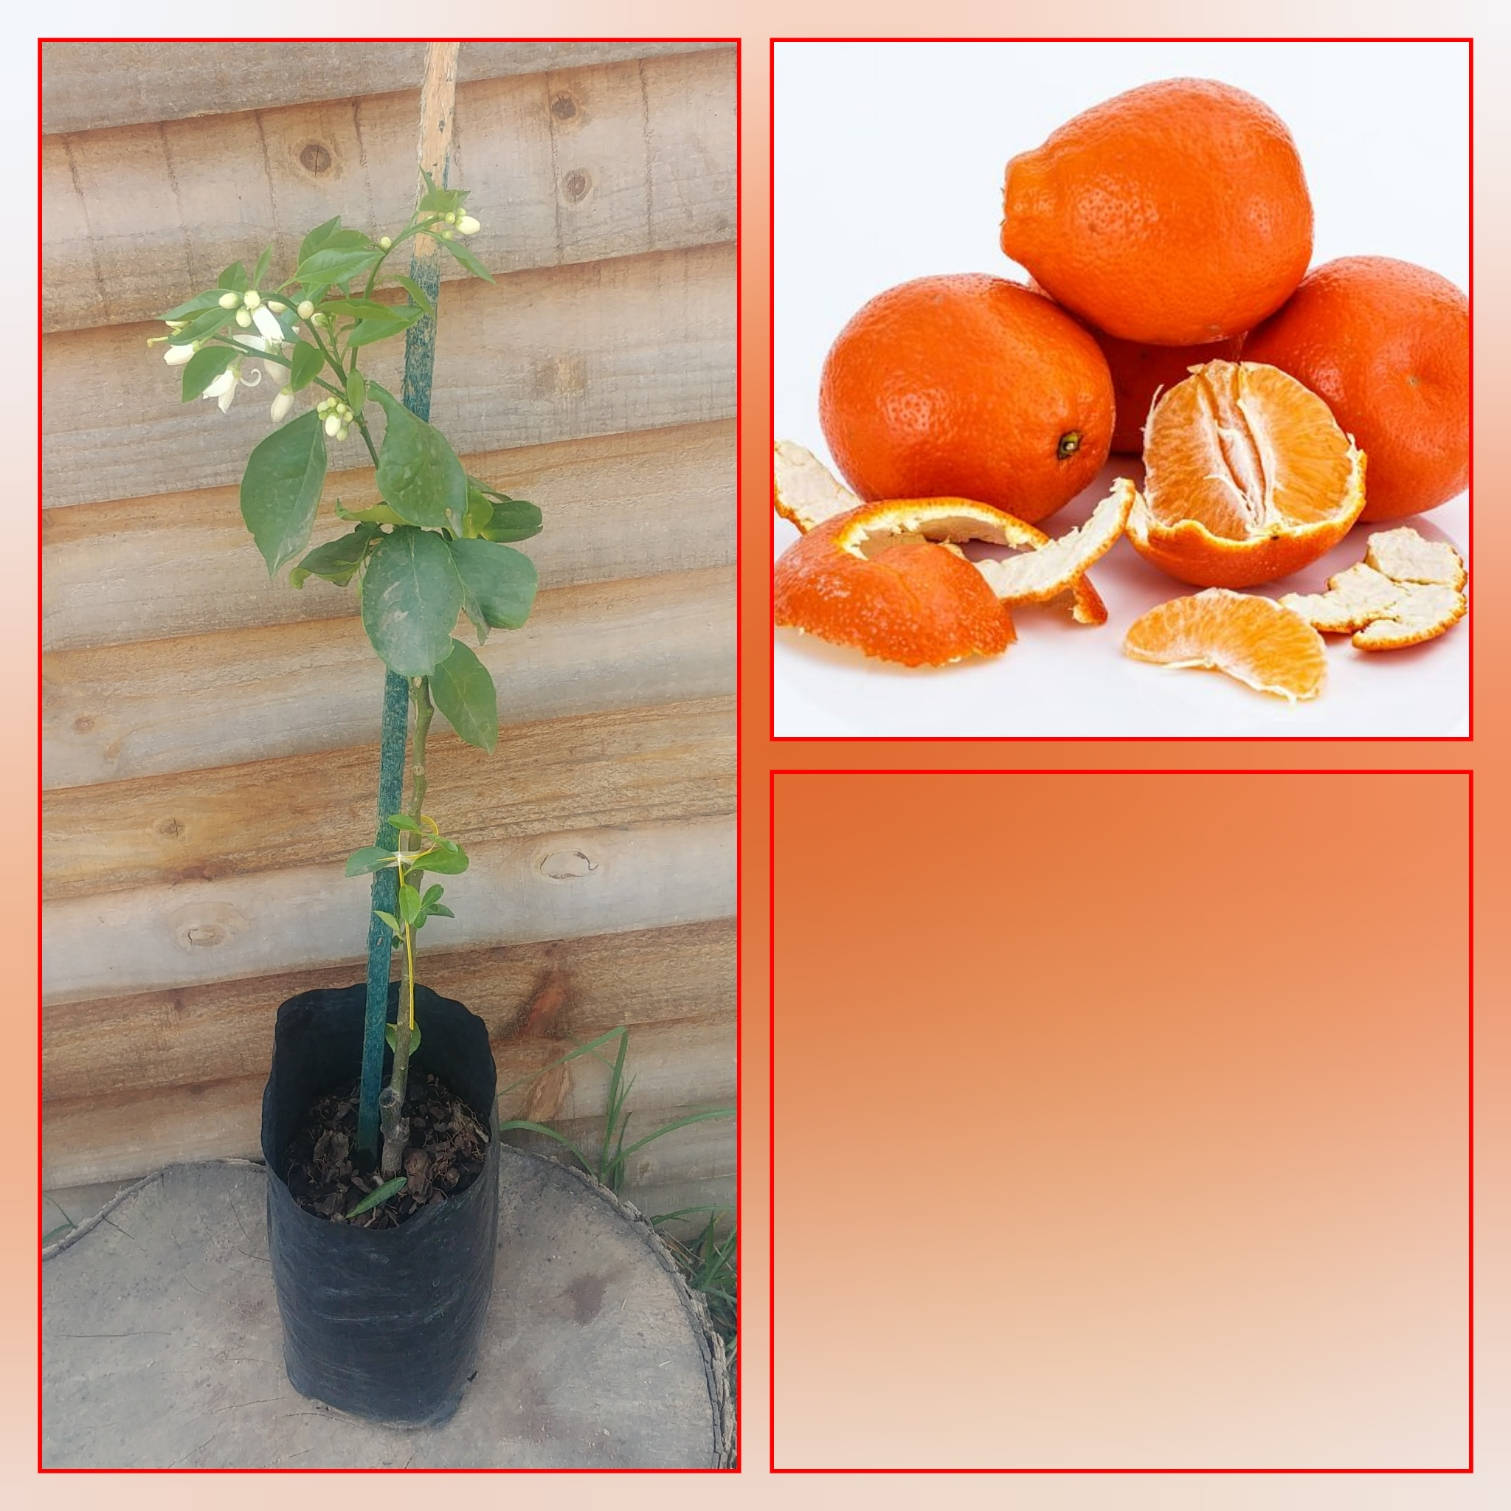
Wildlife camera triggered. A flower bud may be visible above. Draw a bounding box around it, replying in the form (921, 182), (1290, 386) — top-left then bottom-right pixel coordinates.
(163, 342), (195, 366)
(439, 228), (453, 240)
(235, 308), (252, 327)
(444, 212), (457, 224)
(243, 289), (261, 308)
(297, 300), (315, 320)
(337, 425), (349, 442)
(325, 414), (341, 437)
(379, 235), (392, 250)
(339, 404), (352, 420)
(456, 215), (480, 236)
(270, 388), (295, 423)
(267, 300), (286, 314)
(218, 291), (240, 309)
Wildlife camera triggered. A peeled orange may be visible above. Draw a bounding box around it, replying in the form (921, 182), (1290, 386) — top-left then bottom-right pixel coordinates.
(1127, 360), (1366, 588)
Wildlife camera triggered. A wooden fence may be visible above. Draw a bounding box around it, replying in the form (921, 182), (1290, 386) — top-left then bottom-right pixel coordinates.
(41, 40), (738, 1220)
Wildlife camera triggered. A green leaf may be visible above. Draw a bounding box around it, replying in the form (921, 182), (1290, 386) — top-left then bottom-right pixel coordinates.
(335, 499), (406, 526)
(418, 169), (468, 216)
(386, 814), (425, 834)
(421, 884), (445, 909)
(430, 638), (498, 752)
(346, 1176), (406, 1219)
(180, 345), (237, 402)
(466, 479), (542, 541)
(168, 305), (233, 344)
(217, 261), (248, 292)
(427, 903), (454, 919)
(418, 836), (469, 875)
(295, 244), (381, 292)
(370, 384), (467, 530)
(374, 909), (402, 935)
(438, 234), (493, 283)
(158, 289), (227, 322)
(298, 215), (343, 265)
(288, 523), (377, 588)
(398, 883), (423, 928)
(346, 846), (396, 876)
(320, 298), (398, 319)
(252, 245), (272, 288)
(289, 340), (324, 392)
(448, 538), (538, 637)
(240, 410), (328, 575)
(384, 1023), (421, 1057)
(392, 274), (435, 317)
(359, 527), (463, 677)
(346, 369), (367, 414)
(348, 305), (423, 349)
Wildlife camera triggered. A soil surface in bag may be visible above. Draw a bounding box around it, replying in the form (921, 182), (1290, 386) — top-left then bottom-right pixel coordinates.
(284, 1071), (489, 1227)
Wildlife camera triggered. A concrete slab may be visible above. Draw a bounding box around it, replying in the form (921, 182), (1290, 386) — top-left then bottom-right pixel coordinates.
(43, 1151), (733, 1468)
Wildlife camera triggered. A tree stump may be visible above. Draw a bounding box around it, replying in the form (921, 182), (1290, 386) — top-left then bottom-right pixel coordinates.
(42, 1150), (733, 1468)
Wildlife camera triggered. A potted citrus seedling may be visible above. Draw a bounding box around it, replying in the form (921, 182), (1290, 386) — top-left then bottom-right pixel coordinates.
(154, 173), (540, 1425)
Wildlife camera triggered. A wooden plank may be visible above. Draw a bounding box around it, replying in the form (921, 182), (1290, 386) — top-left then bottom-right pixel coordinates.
(43, 1020), (734, 1194)
(44, 696), (734, 901)
(42, 242), (736, 509)
(43, 49), (736, 331)
(42, 813), (735, 1004)
(42, 41), (729, 135)
(43, 564), (735, 788)
(43, 917), (734, 1103)
(43, 420), (734, 651)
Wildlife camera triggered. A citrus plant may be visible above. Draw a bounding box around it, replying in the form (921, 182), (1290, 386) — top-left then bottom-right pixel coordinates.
(155, 172), (539, 1186)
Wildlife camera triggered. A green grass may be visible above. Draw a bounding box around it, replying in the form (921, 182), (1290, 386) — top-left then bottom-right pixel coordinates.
(499, 1025), (737, 1367)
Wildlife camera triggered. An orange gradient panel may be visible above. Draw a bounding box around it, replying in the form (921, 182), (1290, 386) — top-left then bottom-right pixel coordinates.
(772, 772), (1469, 1470)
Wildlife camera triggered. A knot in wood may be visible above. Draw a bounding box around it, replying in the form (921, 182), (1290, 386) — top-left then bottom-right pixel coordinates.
(562, 169), (591, 203)
(299, 142), (333, 175)
(538, 849), (599, 881)
(549, 92), (578, 121)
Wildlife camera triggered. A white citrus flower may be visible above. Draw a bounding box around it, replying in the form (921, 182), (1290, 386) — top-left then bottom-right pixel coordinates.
(270, 388), (295, 423)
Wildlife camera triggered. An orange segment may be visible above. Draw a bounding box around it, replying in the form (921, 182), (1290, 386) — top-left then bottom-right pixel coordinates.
(1128, 360), (1366, 588)
(774, 504), (1014, 667)
(1124, 588), (1326, 702)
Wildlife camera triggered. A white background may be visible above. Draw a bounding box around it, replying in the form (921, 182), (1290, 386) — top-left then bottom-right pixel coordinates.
(773, 41), (1470, 738)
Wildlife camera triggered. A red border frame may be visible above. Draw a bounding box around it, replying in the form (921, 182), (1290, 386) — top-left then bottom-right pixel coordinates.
(38, 34), (743, 1476)
(769, 768), (1474, 1474)
(768, 37), (1474, 744)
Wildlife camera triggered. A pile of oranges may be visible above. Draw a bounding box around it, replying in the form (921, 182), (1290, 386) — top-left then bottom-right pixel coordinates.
(775, 77), (1469, 698)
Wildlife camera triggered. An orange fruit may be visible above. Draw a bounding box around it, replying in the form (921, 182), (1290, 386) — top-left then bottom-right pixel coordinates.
(1002, 78), (1312, 345)
(1241, 256), (1469, 521)
(773, 503), (1014, 667)
(1124, 589), (1327, 702)
(818, 274), (1114, 525)
(1127, 360), (1365, 588)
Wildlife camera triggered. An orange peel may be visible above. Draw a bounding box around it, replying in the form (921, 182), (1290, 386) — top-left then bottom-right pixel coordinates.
(1124, 588), (1327, 702)
(773, 503), (1014, 667)
(1362, 527), (1467, 591)
(773, 438), (861, 534)
(1280, 562), (1466, 653)
(1128, 360), (1367, 588)
(774, 440), (1113, 625)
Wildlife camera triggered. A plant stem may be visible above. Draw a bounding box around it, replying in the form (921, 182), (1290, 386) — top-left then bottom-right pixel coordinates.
(378, 676), (434, 1179)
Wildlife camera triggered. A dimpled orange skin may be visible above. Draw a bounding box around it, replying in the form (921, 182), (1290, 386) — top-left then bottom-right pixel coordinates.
(818, 274), (1114, 525)
(773, 507), (1014, 667)
(1002, 78), (1313, 345)
(1242, 256), (1469, 522)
